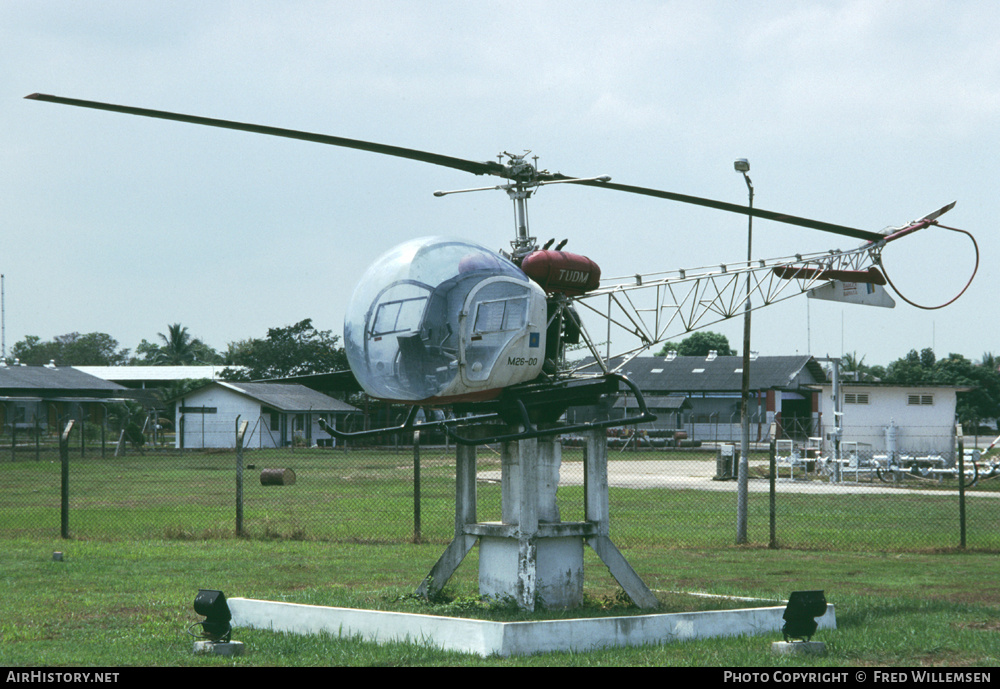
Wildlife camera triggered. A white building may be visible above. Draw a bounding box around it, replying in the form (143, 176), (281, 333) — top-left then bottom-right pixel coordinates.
(174, 381), (359, 449)
(814, 383), (969, 456)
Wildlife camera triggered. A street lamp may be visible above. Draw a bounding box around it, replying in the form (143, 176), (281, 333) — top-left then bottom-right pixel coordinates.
(734, 158), (753, 544)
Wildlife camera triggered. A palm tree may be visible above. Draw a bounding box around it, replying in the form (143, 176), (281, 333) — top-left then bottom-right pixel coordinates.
(154, 324), (194, 365)
(980, 352), (1000, 373)
(841, 351), (867, 381)
(140, 324), (219, 365)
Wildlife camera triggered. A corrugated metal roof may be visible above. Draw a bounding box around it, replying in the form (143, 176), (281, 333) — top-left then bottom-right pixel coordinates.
(217, 381), (359, 412)
(613, 394), (691, 410)
(257, 369), (362, 392)
(74, 365), (241, 382)
(0, 365), (127, 393)
(577, 355), (826, 392)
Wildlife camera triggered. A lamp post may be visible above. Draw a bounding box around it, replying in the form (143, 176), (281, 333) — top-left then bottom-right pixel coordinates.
(734, 158), (753, 544)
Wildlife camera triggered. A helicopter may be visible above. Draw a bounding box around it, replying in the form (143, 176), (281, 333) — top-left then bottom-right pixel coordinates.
(25, 93), (978, 445)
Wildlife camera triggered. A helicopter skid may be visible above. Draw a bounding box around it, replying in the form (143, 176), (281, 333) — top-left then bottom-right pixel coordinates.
(446, 373), (657, 445)
(318, 373), (656, 447)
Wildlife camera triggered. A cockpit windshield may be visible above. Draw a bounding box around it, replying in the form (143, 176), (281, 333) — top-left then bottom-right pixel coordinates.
(345, 236), (530, 401)
(371, 296), (428, 337)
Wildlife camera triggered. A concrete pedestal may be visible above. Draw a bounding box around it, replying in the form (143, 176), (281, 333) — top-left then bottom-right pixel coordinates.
(418, 428), (657, 611)
(478, 434), (583, 609)
(479, 535), (583, 609)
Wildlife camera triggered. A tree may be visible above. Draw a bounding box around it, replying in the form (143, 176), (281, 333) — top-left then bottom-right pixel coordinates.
(979, 352), (1000, 375)
(656, 341), (679, 356)
(884, 348), (935, 385)
(932, 352), (1000, 429)
(841, 351), (883, 382)
(11, 332), (130, 366)
(969, 353), (1000, 429)
(135, 323), (221, 365)
(220, 318), (348, 381)
(655, 331), (736, 357)
(156, 377), (212, 407)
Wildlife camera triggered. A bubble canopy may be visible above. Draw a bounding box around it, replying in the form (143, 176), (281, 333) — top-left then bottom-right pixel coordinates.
(345, 236), (545, 402)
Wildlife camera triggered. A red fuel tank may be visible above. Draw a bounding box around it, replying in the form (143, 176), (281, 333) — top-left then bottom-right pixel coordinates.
(520, 250), (602, 296)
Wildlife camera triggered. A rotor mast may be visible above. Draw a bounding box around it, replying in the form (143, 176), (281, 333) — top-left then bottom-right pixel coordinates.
(435, 150), (611, 262)
(506, 152), (537, 260)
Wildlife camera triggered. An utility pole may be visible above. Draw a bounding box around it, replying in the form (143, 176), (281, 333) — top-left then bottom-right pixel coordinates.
(734, 159), (753, 545)
(2, 273), (6, 360)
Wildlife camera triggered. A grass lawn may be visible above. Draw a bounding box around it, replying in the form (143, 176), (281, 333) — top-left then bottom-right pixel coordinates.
(3, 445), (998, 666)
(1, 537), (998, 667)
(4, 446), (997, 550)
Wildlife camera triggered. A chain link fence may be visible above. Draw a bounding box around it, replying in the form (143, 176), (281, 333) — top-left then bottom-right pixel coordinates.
(2, 420), (998, 552)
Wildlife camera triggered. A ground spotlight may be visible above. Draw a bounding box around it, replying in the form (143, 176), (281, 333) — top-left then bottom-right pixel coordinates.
(191, 589), (232, 642)
(781, 590), (827, 642)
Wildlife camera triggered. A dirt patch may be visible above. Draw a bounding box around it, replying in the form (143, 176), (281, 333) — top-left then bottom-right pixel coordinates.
(954, 619), (1000, 632)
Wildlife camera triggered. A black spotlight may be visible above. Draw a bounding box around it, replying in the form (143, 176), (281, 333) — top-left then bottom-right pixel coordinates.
(781, 590), (827, 642)
(192, 589), (232, 642)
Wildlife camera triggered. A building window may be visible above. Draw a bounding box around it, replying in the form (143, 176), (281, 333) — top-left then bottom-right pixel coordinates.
(907, 394), (934, 406)
(263, 407), (280, 430)
(844, 393), (869, 405)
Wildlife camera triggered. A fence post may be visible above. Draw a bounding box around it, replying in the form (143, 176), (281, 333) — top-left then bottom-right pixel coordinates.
(413, 430), (421, 543)
(769, 423), (777, 549)
(236, 417), (248, 537)
(59, 420), (75, 539)
(957, 424), (966, 549)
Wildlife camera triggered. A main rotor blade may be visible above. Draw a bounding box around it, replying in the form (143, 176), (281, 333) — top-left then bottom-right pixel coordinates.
(25, 93), (505, 178)
(550, 175), (885, 243)
(24, 92), (893, 244)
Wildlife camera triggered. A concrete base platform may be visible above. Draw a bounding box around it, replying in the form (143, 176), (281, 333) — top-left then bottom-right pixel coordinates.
(192, 640), (245, 657)
(771, 640), (827, 656)
(228, 597), (836, 657)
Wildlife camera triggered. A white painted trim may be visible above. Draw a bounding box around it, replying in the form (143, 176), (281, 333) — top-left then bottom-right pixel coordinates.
(228, 597), (836, 657)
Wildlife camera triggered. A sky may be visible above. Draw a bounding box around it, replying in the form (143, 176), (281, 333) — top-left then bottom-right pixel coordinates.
(1, 1), (997, 369)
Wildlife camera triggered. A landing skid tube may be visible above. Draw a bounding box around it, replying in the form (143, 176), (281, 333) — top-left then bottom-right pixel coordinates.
(317, 373), (656, 447)
(317, 407), (499, 444)
(445, 374), (656, 445)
